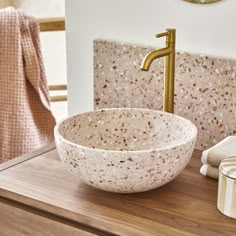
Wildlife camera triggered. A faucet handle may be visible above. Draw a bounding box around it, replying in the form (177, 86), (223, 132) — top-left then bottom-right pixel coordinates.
(155, 29), (176, 43)
(155, 32), (169, 38)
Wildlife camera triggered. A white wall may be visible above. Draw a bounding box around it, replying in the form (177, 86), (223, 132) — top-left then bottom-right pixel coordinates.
(66, 0), (236, 115)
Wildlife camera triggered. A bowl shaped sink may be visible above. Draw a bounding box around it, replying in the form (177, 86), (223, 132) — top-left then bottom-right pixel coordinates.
(55, 108), (197, 193)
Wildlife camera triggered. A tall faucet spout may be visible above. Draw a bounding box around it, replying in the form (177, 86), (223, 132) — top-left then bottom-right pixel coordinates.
(140, 28), (176, 113)
(141, 47), (172, 71)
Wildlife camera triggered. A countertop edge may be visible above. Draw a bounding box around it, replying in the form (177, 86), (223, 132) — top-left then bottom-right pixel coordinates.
(0, 143), (56, 172)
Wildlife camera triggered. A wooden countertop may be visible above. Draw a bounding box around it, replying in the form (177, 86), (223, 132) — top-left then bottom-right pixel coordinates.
(0, 144), (235, 236)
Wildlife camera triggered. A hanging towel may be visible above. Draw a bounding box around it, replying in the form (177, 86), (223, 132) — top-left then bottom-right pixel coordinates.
(0, 7), (56, 162)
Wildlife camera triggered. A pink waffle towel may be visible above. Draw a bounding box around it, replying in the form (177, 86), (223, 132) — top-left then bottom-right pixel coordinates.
(0, 7), (56, 161)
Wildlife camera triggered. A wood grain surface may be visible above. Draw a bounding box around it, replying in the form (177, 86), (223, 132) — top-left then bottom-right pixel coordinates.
(0, 147), (235, 236)
(0, 198), (97, 236)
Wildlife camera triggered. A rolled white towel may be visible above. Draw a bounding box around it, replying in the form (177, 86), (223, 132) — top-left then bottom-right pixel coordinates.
(200, 164), (219, 179)
(201, 136), (236, 167)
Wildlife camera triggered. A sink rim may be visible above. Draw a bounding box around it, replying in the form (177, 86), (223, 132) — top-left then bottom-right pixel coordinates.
(55, 108), (198, 154)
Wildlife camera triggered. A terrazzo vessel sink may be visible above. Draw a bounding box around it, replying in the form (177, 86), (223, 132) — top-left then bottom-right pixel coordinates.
(55, 108), (197, 193)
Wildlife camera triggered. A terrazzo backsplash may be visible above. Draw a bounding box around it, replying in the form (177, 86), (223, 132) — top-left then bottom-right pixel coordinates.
(94, 40), (236, 150)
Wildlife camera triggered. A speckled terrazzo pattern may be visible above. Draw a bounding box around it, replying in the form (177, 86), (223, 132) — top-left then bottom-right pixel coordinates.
(55, 108), (197, 193)
(94, 40), (236, 150)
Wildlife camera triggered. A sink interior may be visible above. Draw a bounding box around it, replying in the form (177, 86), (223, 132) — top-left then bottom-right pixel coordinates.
(59, 109), (195, 152)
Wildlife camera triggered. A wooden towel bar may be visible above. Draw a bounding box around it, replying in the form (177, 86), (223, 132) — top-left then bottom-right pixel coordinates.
(39, 17), (65, 32)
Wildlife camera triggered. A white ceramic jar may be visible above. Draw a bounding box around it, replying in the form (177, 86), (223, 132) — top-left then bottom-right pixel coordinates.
(217, 157), (236, 219)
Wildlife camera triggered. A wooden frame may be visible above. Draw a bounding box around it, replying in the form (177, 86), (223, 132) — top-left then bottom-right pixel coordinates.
(39, 17), (67, 102)
(0, 0), (13, 9)
(39, 17), (65, 32)
(48, 84), (67, 91)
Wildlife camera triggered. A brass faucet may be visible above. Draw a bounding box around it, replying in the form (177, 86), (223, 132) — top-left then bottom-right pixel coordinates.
(141, 29), (176, 113)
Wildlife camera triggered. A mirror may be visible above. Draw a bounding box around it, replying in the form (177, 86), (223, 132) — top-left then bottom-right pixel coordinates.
(182, 0), (222, 3)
